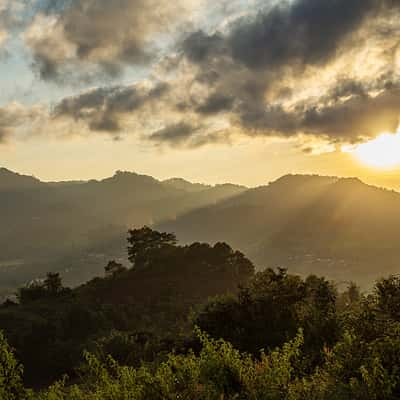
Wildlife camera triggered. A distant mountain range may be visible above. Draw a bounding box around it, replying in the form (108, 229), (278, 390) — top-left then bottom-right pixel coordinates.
(0, 168), (245, 295)
(160, 174), (400, 289)
(1, 167), (400, 294)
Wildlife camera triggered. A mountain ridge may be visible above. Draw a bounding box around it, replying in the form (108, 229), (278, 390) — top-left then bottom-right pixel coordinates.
(2, 167), (400, 292)
(0, 167), (247, 295)
(159, 173), (400, 289)
(1, 167), (248, 191)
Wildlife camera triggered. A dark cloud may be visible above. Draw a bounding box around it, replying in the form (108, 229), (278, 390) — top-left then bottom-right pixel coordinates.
(173, 0), (400, 145)
(15, 0), (400, 149)
(148, 122), (201, 145)
(236, 83), (400, 141)
(54, 82), (170, 132)
(300, 86), (400, 140)
(228, 0), (375, 70)
(25, 0), (189, 82)
(196, 93), (235, 115)
(181, 31), (226, 64)
(148, 121), (230, 148)
(183, 0), (398, 71)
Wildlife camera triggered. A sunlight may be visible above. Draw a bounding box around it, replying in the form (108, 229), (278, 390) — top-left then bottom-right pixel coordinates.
(342, 131), (400, 169)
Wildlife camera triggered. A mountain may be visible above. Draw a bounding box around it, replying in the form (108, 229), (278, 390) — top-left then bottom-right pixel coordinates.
(3, 169), (399, 293)
(159, 174), (400, 288)
(0, 168), (246, 295)
(163, 177), (211, 192)
(0, 168), (43, 191)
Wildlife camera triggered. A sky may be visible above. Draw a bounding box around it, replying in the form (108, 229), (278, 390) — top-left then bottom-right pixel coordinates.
(1, 0), (400, 188)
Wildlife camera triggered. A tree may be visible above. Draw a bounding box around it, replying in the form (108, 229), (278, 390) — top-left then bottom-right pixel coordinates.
(195, 268), (338, 361)
(17, 281), (47, 304)
(375, 275), (400, 320)
(105, 260), (126, 278)
(44, 272), (63, 294)
(127, 226), (177, 267)
(17, 273), (66, 304)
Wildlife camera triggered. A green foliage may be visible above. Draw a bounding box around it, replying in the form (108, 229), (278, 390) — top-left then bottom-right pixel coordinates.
(0, 229), (254, 385)
(0, 331), (27, 400)
(375, 275), (400, 320)
(28, 329), (305, 400)
(1, 230), (400, 399)
(195, 268), (338, 367)
(127, 226), (177, 267)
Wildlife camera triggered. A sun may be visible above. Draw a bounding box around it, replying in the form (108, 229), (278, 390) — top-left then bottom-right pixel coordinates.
(342, 132), (400, 169)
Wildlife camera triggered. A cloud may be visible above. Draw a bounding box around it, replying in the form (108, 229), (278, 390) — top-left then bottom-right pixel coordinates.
(182, 31), (226, 64)
(227, 0), (375, 70)
(183, 0), (399, 71)
(196, 93), (235, 115)
(172, 0), (400, 145)
(236, 83), (400, 142)
(24, 0), (196, 82)
(53, 81), (170, 133)
(0, 0), (29, 31)
(148, 121), (232, 148)
(0, 103), (45, 143)
(149, 122), (201, 145)
(0, 29), (7, 46)
(0, 29), (8, 58)
(0, 0), (13, 51)
(4, 0), (400, 151)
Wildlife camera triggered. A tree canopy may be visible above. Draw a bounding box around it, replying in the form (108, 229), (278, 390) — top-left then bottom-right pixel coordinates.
(127, 226), (177, 267)
(0, 227), (400, 399)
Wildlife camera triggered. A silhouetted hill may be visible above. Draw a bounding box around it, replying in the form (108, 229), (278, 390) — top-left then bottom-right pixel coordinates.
(0, 168), (43, 191)
(0, 236), (254, 385)
(159, 174), (400, 288)
(3, 169), (399, 293)
(163, 177), (211, 192)
(0, 169), (246, 295)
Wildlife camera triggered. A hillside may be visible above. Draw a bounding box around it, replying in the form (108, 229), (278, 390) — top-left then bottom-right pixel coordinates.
(3, 169), (400, 292)
(160, 174), (400, 288)
(0, 168), (44, 191)
(0, 232), (254, 385)
(0, 168), (246, 295)
(1, 229), (400, 399)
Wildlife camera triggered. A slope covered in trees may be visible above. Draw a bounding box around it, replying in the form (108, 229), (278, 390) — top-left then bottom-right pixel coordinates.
(0, 228), (254, 385)
(160, 174), (400, 288)
(0, 228), (400, 399)
(0, 169), (245, 296)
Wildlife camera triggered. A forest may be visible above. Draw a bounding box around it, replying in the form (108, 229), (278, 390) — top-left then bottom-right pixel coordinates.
(1, 227), (400, 399)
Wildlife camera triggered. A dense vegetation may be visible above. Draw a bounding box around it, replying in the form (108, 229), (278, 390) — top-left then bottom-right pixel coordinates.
(0, 227), (254, 386)
(1, 227), (400, 399)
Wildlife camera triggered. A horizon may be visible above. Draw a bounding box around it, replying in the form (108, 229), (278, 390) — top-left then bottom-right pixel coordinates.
(3, 164), (400, 194)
